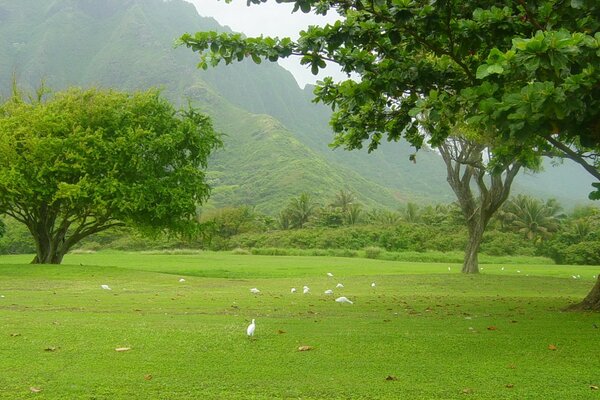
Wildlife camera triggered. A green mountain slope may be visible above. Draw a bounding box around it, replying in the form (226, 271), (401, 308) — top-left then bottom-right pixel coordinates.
(0, 0), (400, 212)
(0, 0), (595, 210)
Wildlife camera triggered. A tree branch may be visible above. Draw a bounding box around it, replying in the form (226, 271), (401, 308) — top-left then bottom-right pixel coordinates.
(544, 135), (600, 181)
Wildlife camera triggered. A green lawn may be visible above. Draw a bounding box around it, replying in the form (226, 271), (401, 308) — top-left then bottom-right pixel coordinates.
(0, 251), (598, 399)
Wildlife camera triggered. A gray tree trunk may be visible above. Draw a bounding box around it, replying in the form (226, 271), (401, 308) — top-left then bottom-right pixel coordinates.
(438, 139), (521, 275)
(463, 222), (485, 273)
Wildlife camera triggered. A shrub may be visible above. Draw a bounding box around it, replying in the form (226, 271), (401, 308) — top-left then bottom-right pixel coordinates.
(364, 246), (382, 259)
(231, 247), (250, 255)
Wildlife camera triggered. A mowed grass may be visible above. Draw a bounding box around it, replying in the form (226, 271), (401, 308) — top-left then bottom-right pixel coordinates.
(0, 251), (598, 399)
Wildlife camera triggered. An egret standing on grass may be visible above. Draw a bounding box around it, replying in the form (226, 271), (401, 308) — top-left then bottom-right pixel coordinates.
(247, 319), (256, 337)
(250, 288), (260, 294)
(303, 286), (310, 294)
(291, 287), (297, 293)
(335, 296), (354, 304)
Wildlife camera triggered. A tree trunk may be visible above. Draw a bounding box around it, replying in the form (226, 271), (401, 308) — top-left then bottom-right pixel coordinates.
(463, 222), (484, 274)
(568, 275), (600, 311)
(30, 239), (66, 264)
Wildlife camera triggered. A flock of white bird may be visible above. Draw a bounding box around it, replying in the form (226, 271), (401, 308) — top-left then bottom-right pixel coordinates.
(92, 267), (599, 339)
(245, 272), (375, 336)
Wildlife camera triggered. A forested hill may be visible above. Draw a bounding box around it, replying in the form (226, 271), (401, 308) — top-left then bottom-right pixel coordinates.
(0, 0), (595, 211)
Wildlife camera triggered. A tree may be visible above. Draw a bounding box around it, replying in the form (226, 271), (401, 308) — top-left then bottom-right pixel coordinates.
(438, 137), (522, 273)
(329, 189), (362, 225)
(0, 87), (221, 264)
(468, 22), (600, 198)
(179, 0), (598, 303)
(501, 195), (564, 243)
(284, 192), (317, 228)
(401, 202), (421, 224)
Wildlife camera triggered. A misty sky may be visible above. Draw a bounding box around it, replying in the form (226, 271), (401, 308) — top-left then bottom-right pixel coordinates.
(185, 0), (345, 88)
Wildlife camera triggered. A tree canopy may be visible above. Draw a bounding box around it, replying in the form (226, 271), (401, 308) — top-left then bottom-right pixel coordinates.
(0, 87), (221, 263)
(180, 0), (599, 196)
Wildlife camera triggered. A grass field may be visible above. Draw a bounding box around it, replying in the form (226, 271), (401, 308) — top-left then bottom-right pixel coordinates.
(0, 251), (598, 399)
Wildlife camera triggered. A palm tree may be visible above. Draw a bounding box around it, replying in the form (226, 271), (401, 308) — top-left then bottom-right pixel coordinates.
(331, 189), (356, 213)
(345, 203), (363, 225)
(366, 209), (401, 225)
(286, 193), (317, 228)
(502, 195), (564, 242)
(401, 202), (421, 223)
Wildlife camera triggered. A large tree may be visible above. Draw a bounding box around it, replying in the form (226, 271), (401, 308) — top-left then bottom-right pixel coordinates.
(0, 87), (221, 264)
(180, 0), (598, 305)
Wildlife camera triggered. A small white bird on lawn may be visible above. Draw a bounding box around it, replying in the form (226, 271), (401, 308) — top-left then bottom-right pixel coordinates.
(291, 287), (297, 293)
(572, 275), (578, 279)
(250, 288), (261, 294)
(303, 286), (310, 294)
(371, 282), (376, 288)
(327, 272), (334, 277)
(247, 319), (256, 337)
(101, 285), (111, 290)
(179, 278), (186, 282)
(517, 270), (521, 273)
(336, 283), (344, 288)
(335, 296), (353, 304)
(324, 289), (333, 295)
(448, 267), (451, 272)
(501, 267), (505, 271)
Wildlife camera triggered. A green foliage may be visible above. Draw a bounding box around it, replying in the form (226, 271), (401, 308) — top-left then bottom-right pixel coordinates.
(499, 195), (565, 242)
(0, 217), (34, 254)
(180, 0), (599, 198)
(0, 86), (221, 263)
(364, 246), (382, 259)
(480, 231), (536, 257)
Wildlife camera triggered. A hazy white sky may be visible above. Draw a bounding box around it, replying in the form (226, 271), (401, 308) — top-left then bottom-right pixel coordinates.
(185, 0), (345, 88)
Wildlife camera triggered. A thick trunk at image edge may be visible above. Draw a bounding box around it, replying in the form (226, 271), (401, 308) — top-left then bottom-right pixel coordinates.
(569, 275), (600, 311)
(462, 224), (483, 274)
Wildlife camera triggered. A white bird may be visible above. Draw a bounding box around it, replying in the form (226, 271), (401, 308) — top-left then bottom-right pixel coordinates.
(324, 289), (333, 295)
(179, 278), (186, 282)
(246, 319), (256, 337)
(335, 296), (353, 304)
(291, 287), (297, 293)
(327, 272), (334, 277)
(517, 270), (521, 273)
(101, 285), (111, 290)
(572, 275), (578, 279)
(501, 267), (505, 271)
(448, 267), (451, 272)
(371, 282), (376, 288)
(336, 283), (344, 288)
(250, 288), (260, 294)
(303, 286), (310, 294)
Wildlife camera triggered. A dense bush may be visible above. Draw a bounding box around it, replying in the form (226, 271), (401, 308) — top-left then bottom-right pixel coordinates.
(480, 231), (536, 256)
